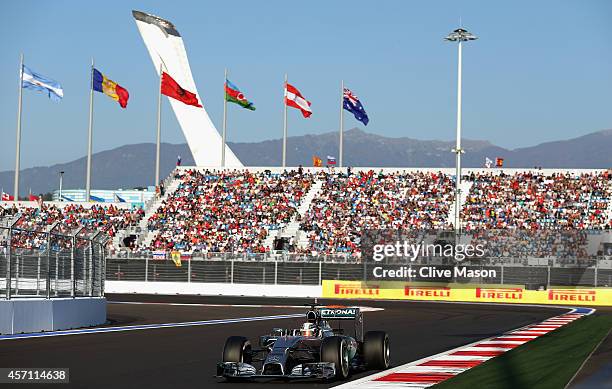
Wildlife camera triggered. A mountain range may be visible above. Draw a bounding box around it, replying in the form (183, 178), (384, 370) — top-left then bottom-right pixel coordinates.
(1, 128), (611, 196)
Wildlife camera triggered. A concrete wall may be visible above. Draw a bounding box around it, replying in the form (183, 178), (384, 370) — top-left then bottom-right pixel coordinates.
(106, 281), (322, 298)
(0, 297), (106, 335)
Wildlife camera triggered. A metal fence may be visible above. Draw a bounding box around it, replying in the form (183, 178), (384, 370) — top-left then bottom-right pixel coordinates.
(110, 249), (363, 263)
(105, 257), (612, 288)
(1, 225), (109, 299)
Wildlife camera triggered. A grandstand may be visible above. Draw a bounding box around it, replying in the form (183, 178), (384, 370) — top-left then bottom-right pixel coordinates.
(1, 167), (611, 257)
(0, 202), (143, 251)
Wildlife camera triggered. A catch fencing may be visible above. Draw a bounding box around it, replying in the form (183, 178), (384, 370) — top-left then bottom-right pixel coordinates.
(1, 225), (109, 299)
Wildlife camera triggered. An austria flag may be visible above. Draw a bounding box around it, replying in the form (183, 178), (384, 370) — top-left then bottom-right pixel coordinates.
(285, 83), (312, 118)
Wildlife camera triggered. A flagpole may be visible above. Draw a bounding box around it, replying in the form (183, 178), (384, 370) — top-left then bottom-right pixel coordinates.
(221, 68), (227, 167)
(339, 80), (344, 168)
(282, 73), (288, 168)
(155, 62), (162, 186)
(454, 40), (463, 234)
(13, 53), (24, 201)
(85, 57), (94, 202)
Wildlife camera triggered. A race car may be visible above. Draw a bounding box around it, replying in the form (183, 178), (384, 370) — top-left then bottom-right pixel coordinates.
(216, 305), (390, 381)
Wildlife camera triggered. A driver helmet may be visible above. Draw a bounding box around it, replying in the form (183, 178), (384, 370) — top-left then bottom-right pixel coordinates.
(300, 322), (316, 337)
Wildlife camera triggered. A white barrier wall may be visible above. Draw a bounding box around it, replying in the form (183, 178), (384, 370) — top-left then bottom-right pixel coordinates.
(106, 281), (322, 298)
(0, 298), (106, 335)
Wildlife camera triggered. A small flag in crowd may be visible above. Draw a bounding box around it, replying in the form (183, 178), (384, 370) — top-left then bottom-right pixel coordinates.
(22, 65), (63, 101)
(485, 157), (493, 168)
(285, 83), (312, 118)
(327, 156), (336, 165)
(171, 251), (182, 267)
(93, 68), (129, 108)
(496, 157), (504, 168)
(28, 194), (38, 202)
(312, 155), (322, 167)
(1, 192), (13, 201)
(152, 251), (166, 260)
(161, 72), (202, 107)
(176, 155), (182, 166)
(225, 79), (255, 110)
(343, 87), (369, 125)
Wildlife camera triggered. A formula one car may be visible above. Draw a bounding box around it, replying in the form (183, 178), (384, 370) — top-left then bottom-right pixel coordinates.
(216, 305), (390, 381)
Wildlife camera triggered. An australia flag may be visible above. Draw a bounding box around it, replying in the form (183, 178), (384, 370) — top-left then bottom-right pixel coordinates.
(343, 87), (369, 125)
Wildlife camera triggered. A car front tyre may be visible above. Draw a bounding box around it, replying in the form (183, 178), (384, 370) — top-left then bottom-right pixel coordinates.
(222, 336), (252, 364)
(321, 336), (350, 380)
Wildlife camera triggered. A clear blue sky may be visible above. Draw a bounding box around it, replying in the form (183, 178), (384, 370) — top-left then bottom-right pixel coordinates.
(1, 0), (611, 169)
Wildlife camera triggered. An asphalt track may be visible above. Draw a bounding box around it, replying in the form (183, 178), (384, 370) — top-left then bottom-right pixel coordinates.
(0, 294), (567, 389)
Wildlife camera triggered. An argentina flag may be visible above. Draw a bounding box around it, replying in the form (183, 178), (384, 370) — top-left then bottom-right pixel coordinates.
(343, 87), (369, 125)
(22, 65), (63, 101)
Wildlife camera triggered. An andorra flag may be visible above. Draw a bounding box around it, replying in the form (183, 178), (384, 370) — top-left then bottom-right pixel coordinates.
(93, 69), (129, 108)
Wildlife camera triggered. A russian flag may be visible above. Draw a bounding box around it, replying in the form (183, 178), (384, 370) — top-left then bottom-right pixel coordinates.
(327, 156), (336, 165)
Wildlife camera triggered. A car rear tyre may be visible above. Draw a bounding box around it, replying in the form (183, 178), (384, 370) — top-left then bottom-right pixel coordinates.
(364, 331), (390, 370)
(222, 336), (252, 364)
(321, 336), (350, 380)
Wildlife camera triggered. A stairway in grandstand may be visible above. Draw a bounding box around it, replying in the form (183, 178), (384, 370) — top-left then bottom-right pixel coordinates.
(447, 180), (473, 228)
(119, 172), (182, 250)
(606, 180), (612, 226)
(0, 214), (13, 243)
(584, 183), (612, 229)
(264, 178), (325, 250)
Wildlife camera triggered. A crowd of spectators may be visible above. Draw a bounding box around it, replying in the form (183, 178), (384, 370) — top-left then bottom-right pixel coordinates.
(469, 229), (591, 260)
(0, 203), (143, 250)
(2, 169), (610, 257)
(145, 169), (313, 253)
(299, 170), (454, 255)
(462, 171), (612, 230)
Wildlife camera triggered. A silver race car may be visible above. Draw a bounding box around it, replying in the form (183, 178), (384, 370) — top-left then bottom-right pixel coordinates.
(216, 305), (390, 381)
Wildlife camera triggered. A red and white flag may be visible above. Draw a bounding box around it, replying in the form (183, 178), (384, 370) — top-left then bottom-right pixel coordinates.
(285, 83), (312, 118)
(1, 192), (13, 201)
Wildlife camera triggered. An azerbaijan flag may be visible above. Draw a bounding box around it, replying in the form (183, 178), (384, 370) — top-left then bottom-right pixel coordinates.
(225, 79), (255, 110)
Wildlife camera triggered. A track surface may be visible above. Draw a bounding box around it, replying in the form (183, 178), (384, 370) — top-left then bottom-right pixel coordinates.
(0, 294), (567, 388)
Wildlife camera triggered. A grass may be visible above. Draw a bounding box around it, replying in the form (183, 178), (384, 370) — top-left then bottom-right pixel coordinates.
(434, 314), (612, 389)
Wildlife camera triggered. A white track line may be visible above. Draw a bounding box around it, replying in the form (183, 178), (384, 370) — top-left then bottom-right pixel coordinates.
(109, 301), (385, 312)
(1, 303), (385, 341)
(0, 313), (304, 341)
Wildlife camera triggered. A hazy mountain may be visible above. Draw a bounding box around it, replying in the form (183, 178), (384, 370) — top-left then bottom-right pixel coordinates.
(1, 128), (611, 196)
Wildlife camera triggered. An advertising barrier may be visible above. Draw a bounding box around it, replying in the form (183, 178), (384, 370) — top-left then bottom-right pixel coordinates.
(322, 280), (612, 306)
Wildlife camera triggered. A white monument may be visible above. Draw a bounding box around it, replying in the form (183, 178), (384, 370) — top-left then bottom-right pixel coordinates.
(132, 10), (242, 167)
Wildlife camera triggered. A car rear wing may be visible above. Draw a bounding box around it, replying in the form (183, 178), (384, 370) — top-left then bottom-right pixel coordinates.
(319, 307), (360, 320)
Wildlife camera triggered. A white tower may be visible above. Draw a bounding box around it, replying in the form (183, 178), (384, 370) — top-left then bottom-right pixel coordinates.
(133, 10), (242, 167)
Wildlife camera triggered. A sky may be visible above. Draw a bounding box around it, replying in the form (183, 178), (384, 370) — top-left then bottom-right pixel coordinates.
(0, 0), (611, 170)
